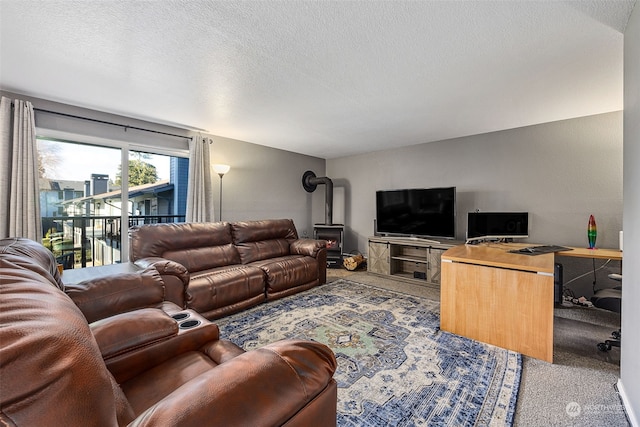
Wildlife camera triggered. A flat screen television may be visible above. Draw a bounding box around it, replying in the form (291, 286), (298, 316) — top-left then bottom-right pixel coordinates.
(375, 187), (456, 240)
(466, 212), (529, 242)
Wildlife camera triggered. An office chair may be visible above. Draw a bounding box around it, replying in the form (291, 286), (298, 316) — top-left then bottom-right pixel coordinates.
(591, 273), (622, 351)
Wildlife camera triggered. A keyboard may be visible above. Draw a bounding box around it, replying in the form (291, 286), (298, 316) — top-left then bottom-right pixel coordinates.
(509, 245), (573, 255)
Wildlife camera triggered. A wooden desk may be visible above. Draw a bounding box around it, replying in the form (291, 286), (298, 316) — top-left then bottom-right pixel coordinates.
(557, 247), (623, 261)
(441, 244), (555, 362)
(440, 243), (623, 363)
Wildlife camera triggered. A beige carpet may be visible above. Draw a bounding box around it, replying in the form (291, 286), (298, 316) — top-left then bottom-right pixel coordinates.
(327, 268), (628, 426)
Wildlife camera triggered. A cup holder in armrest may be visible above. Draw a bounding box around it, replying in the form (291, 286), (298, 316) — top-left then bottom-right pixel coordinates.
(179, 319), (201, 329)
(171, 312), (190, 321)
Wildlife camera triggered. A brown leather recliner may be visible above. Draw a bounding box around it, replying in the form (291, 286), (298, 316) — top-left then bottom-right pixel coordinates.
(0, 237), (338, 426)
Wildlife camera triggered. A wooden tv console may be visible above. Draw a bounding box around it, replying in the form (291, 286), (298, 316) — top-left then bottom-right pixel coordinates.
(367, 236), (463, 286)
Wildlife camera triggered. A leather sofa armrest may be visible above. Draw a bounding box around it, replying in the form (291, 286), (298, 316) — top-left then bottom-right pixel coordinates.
(290, 239), (326, 257)
(65, 268), (165, 323)
(130, 340), (337, 427)
(91, 308), (178, 359)
(104, 309), (221, 383)
(134, 257), (189, 308)
(290, 239), (328, 284)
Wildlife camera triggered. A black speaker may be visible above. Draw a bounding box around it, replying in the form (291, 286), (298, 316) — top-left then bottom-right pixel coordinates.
(554, 263), (563, 305)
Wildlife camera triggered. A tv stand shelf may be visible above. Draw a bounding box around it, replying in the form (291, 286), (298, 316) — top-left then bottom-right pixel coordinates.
(368, 236), (463, 286)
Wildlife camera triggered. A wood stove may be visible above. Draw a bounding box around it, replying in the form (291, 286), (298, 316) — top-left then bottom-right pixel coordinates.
(303, 170), (344, 268)
(314, 224), (344, 268)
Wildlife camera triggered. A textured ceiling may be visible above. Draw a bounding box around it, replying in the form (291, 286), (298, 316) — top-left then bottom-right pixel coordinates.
(0, 1), (635, 159)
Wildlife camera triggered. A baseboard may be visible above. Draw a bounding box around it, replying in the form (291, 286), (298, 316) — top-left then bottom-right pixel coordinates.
(617, 378), (639, 427)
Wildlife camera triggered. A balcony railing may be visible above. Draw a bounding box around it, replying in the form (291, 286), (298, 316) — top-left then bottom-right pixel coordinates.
(42, 214), (185, 269)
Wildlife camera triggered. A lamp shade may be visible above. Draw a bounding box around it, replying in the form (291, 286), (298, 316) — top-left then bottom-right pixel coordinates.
(212, 164), (231, 176)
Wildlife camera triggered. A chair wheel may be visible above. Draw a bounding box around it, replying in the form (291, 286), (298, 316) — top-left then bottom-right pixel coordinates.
(597, 342), (611, 351)
(611, 331), (621, 340)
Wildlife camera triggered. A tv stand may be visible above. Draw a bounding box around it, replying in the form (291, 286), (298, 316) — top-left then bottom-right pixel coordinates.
(368, 236), (463, 286)
(383, 235), (441, 245)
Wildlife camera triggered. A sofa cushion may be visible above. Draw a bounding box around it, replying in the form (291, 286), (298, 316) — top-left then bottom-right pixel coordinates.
(187, 265), (266, 314)
(236, 238), (291, 264)
(232, 219), (299, 264)
(165, 242), (241, 271)
(129, 222), (241, 271)
(128, 340), (337, 426)
(251, 255), (319, 294)
(231, 218), (298, 245)
(122, 350), (219, 416)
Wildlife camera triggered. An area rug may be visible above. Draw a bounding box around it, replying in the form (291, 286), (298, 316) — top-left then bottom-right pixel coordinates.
(216, 279), (521, 426)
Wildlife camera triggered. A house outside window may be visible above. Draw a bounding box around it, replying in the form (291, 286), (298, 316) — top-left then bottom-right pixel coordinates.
(37, 138), (188, 269)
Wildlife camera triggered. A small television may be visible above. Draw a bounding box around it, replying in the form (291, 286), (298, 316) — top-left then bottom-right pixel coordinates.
(375, 187), (456, 240)
(466, 212), (529, 242)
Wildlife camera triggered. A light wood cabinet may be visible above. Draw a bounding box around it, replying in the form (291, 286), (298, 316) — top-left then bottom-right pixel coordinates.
(367, 240), (390, 275)
(440, 244), (555, 363)
(367, 237), (461, 286)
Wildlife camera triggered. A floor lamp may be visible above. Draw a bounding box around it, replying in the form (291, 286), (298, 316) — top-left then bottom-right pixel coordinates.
(212, 164), (230, 221)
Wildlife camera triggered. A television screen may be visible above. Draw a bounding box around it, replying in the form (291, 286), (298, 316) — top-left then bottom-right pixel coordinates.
(466, 212), (529, 241)
(375, 187), (456, 239)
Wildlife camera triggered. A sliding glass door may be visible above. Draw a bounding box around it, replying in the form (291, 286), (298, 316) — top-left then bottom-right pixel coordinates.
(37, 138), (188, 269)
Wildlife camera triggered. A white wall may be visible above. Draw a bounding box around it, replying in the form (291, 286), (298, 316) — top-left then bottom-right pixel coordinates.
(621, 3), (640, 424)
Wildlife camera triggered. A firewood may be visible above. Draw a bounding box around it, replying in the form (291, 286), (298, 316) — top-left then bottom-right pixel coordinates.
(343, 254), (365, 271)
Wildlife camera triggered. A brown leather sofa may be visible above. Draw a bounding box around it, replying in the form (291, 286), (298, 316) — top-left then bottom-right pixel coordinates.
(0, 237), (338, 426)
(129, 219), (327, 319)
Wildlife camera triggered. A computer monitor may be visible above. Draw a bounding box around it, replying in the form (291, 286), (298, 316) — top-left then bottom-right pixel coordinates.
(466, 212), (529, 243)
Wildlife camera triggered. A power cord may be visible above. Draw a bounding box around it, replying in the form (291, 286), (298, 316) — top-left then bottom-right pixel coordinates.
(559, 258), (612, 307)
(563, 258), (611, 288)
(563, 288), (576, 299)
(561, 287), (593, 307)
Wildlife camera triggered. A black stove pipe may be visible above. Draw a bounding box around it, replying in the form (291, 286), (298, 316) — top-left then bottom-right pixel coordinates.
(302, 170), (333, 225)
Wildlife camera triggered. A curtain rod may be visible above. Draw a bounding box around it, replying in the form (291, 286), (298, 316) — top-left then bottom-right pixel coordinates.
(34, 108), (193, 141)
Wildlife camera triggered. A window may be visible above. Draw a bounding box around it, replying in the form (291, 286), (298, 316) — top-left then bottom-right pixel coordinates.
(127, 150), (188, 227)
(37, 138), (188, 268)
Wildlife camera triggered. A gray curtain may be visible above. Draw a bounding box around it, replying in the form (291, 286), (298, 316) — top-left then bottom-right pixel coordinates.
(0, 97), (42, 240)
(185, 135), (215, 222)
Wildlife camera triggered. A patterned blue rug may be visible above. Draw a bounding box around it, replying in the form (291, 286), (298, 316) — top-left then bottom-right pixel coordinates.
(216, 279), (521, 426)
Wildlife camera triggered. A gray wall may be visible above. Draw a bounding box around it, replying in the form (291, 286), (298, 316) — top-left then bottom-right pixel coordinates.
(1, 90), (327, 240)
(622, 3), (640, 423)
(205, 134), (326, 237)
(328, 111), (623, 298)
